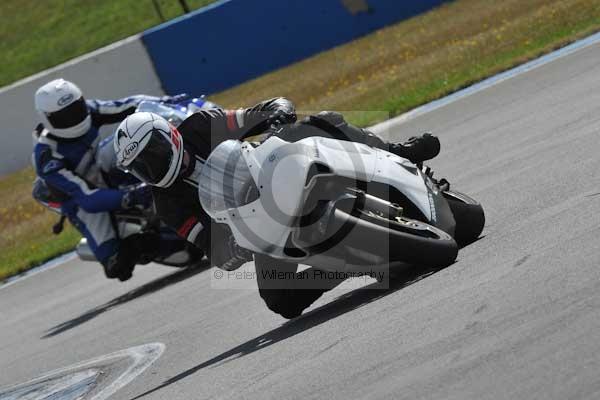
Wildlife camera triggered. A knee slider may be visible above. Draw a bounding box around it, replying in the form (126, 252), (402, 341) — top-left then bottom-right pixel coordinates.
(101, 254), (121, 279)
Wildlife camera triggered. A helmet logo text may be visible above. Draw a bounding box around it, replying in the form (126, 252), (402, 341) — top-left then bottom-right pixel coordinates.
(57, 93), (74, 106)
(123, 142), (139, 159)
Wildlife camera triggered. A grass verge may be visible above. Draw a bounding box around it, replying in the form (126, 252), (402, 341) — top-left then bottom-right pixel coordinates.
(0, 0), (216, 88)
(212, 0), (600, 127)
(2, 0), (600, 280)
(0, 168), (80, 280)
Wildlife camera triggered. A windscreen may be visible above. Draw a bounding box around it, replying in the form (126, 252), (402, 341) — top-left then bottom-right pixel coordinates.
(136, 101), (187, 126)
(198, 140), (259, 214)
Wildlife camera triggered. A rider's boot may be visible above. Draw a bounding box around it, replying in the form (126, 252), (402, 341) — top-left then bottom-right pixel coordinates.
(423, 165), (451, 192)
(102, 232), (160, 281)
(388, 133), (440, 164)
(287, 112), (440, 165)
(102, 252), (135, 281)
(128, 232), (161, 265)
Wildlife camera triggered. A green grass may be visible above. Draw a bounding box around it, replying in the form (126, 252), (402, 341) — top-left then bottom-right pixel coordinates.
(0, 228), (80, 279)
(0, 168), (80, 280)
(0, 0), (216, 87)
(3, 0), (600, 280)
(212, 0), (600, 128)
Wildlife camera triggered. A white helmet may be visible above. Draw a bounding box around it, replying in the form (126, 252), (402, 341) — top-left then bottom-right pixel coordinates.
(113, 112), (184, 188)
(34, 79), (91, 139)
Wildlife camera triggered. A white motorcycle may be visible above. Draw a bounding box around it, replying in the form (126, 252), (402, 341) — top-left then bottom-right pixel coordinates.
(198, 130), (485, 279)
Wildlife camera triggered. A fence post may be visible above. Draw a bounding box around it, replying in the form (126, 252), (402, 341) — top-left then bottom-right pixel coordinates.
(151, 0), (166, 22)
(178, 0), (191, 13)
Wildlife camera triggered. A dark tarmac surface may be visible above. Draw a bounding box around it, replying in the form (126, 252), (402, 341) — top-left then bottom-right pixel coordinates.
(2, 41), (600, 399)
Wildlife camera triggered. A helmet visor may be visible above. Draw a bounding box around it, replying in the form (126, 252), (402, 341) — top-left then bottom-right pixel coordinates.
(46, 97), (89, 129)
(128, 130), (173, 185)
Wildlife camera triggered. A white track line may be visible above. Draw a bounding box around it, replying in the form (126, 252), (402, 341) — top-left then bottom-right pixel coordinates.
(0, 343), (165, 400)
(3, 31), (600, 290)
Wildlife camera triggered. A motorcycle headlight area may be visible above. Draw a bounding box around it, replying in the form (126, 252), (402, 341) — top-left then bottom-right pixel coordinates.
(199, 140), (259, 215)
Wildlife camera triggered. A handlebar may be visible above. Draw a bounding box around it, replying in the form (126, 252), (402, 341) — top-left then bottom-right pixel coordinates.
(52, 216), (66, 235)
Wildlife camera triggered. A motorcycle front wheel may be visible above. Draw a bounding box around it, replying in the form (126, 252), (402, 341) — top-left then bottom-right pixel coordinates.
(254, 254), (330, 319)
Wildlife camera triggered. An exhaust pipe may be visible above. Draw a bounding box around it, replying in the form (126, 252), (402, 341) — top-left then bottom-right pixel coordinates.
(75, 239), (97, 262)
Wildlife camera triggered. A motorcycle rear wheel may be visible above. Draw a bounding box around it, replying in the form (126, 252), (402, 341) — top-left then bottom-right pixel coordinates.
(442, 190), (485, 247)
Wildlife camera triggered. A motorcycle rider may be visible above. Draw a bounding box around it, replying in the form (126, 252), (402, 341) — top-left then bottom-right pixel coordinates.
(32, 78), (186, 281)
(113, 97), (440, 314)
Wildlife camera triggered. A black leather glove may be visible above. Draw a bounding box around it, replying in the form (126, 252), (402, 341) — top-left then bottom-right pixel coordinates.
(267, 108), (297, 126)
(121, 184), (153, 210)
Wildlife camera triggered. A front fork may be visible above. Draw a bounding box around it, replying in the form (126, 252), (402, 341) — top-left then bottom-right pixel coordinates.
(295, 188), (403, 250)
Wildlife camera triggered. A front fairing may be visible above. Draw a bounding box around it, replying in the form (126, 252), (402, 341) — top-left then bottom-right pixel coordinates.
(200, 138), (316, 256)
(421, 173), (456, 236)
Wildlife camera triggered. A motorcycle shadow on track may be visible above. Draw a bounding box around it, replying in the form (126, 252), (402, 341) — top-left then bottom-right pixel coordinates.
(41, 261), (211, 339)
(130, 263), (452, 400)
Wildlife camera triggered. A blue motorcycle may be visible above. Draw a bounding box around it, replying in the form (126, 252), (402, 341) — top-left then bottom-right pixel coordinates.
(33, 94), (219, 268)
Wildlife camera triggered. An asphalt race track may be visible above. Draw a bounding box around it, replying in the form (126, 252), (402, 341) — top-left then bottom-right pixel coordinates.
(2, 41), (600, 400)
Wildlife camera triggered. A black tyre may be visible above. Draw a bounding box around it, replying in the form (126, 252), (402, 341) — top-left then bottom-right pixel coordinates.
(443, 190), (485, 247)
(254, 254), (329, 319)
(326, 208), (458, 268)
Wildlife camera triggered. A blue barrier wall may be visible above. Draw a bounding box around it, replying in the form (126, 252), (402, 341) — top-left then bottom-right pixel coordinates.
(142, 0), (449, 95)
